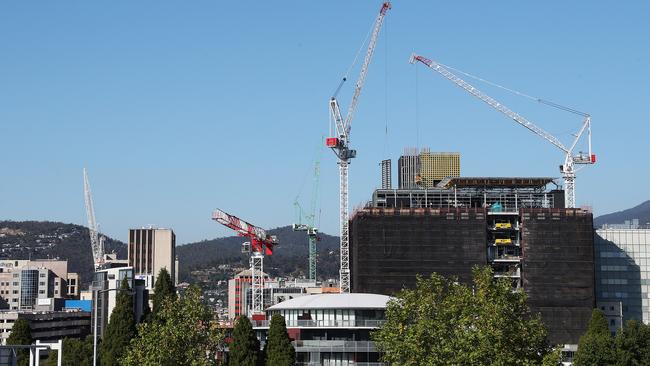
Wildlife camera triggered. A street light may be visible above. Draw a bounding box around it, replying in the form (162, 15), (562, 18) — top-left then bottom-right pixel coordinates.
(91, 282), (134, 366)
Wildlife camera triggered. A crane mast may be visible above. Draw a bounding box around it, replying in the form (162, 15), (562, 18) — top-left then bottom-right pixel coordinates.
(326, 2), (390, 293)
(83, 168), (105, 271)
(293, 161), (320, 281)
(409, 53), (595, 208)
(212, 208), (277, 316)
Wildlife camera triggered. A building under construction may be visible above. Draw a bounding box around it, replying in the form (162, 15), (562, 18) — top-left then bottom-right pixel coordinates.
(350, 177), (594, 345)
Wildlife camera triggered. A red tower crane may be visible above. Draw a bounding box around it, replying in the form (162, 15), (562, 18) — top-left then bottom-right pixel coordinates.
(212, 208), (277, 316)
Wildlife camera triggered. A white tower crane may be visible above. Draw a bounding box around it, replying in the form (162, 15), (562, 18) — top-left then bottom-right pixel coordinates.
(409, 53), (595, 208)
(83, 168), (105, 271)
(326, 2), (390, 294)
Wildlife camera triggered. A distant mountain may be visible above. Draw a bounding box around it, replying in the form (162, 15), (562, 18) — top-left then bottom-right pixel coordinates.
(0, 221), (126, 287)
(177, 226), (340, 282)
(594, 200), (650, 228)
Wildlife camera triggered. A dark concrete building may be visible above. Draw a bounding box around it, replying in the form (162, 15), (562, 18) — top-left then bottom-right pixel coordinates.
(351, 207), (487, 293)
(350, 177), (595, 345)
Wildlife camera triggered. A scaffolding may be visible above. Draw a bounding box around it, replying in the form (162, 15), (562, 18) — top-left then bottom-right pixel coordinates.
(369, 176), (562, 212)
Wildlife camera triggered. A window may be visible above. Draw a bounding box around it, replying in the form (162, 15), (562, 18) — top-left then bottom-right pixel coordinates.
(39, 290), (45, 294)
(39, 282), (45, 286)
(610, 319), (615, 326)
(39, 273), (46, 278)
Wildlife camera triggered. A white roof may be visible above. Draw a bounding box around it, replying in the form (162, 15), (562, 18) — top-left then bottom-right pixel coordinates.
(268, 293), (392, 311)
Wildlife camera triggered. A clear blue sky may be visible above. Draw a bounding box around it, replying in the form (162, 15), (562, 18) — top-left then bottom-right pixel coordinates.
(1, 1), (648, 244)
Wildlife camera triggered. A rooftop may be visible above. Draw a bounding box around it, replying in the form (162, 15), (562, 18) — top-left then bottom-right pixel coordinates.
(267, 293), (392, 311)
(436, 177), (557, 189)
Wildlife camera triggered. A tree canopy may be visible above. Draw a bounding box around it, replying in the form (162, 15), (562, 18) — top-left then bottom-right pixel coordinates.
(573, 309), (616, 366)
(373, 266), (552, 366)
(614, 319), (650, 366)
(6, 317), (33, 366)
(264, 315), (294, 366)
(122, 285), (224, 366)
(229, 315), (260, 366)
(43, 336), (94, 366)
(152, 267), (176, 317)
(100, 277), (136, 366)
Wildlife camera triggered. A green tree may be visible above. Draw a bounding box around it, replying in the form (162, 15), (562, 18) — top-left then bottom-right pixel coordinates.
(100, 278), (136, 366)
(573, 309), (616, 366)
(264, 315), (294, 366)
(541, 347), (563, 366)
(615, 319), (650, 366)
(152, 267), (176, 317)
(373, 266), (551, 366)
(43, 336), (94, 366)
(122, 285), (224, 366)
(7, 317), (33, 366)
(229, 315), (260, 366)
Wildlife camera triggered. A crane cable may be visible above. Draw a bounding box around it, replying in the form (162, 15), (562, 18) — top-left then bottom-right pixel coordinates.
(436, 61), (589, 117)
(333, 9), (376, 98)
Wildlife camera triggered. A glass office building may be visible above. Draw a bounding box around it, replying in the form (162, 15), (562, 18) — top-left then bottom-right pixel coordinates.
(595, 227), (650, 324)
(19, 269), (39, 310)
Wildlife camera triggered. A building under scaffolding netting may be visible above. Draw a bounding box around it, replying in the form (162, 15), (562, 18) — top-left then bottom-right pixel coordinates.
(350, 177), (594, 345)
(369, 177), (564, 211)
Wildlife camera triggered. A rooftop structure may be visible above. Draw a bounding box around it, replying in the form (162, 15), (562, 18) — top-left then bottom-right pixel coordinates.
(369, 177), (563, 212)
(267, 293), (390, 311)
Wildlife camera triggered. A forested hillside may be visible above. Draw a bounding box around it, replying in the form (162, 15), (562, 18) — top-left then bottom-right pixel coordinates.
(177, 226), (340, 282)
(0, 221), (126, 287)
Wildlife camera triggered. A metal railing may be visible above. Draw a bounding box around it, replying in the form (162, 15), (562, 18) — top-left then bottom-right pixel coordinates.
(292, 340), (380, 352)
(295, 363), (388, 366)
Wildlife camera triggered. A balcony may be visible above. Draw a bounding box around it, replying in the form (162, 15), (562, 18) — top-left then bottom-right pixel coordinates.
(293, 340), (380, 353)
(253, 319), (386, 329)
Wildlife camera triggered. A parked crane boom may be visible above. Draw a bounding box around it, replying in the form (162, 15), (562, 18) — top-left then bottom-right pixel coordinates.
(409, 53), (595, 208)
(212, 209), (277, 316)
(83, 168), (105, 270)
(326, 2), (390, 294)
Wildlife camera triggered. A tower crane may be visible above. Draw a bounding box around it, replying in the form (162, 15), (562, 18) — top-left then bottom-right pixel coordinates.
(212, 209), (277, 317)
(326, 1), (390, 293)
(83, 168), (106, 271)
(293, 161), (320, 282)
(409, 53), (595, 208)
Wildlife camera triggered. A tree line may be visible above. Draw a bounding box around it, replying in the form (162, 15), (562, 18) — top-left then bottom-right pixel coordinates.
(8, 267), (295, 366)
(9, 265), (649, 365)
(372, 266), (650, 366)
